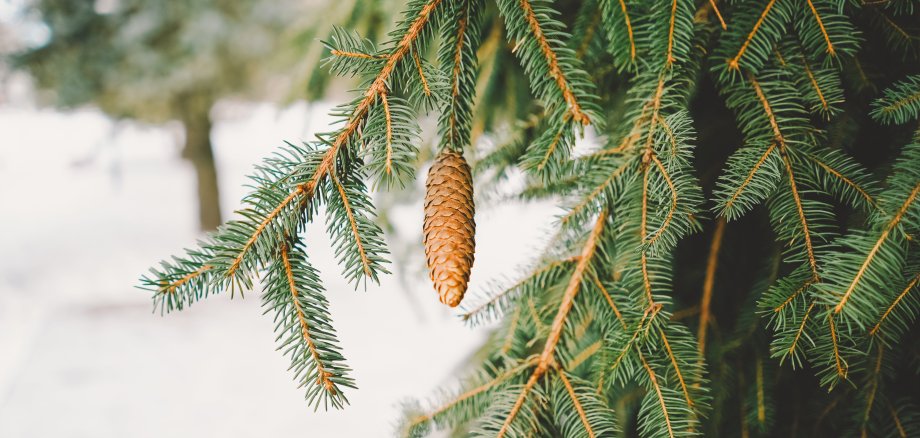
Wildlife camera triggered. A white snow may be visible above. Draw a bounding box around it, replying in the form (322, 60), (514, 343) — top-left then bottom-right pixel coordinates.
(0, 101), (558, 437)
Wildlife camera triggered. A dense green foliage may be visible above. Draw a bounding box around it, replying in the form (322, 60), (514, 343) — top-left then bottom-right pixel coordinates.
(141, 0), (920, 436)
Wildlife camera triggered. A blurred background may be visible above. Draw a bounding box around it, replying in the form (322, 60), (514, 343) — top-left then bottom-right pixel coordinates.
(0, 1), (557, 436)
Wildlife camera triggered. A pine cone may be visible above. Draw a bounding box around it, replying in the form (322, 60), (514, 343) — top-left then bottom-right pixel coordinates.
(424, 151), (476, 307)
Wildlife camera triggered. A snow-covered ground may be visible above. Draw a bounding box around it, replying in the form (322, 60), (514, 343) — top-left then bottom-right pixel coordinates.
(0, 101), (558, 437)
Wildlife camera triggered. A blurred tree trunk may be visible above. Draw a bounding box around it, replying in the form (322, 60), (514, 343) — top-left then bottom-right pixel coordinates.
(178, 94), (222, 231)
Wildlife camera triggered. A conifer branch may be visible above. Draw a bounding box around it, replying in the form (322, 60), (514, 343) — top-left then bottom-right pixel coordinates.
(646, 155), (679, 247)
(557, 369), (598, 437)
(641, 168), (655, 306)
(708, 0), (726, 30)
(750, 75), (819, 278)
(330, 173), (374, 278)
(871, 75), (920, 125)
(806, 154), (876, 207)
(642, 76), (669, 153)
(146, 250), (219, 313)
(728, 0), (778, 71)
(697, 218), (725, 354)
(561, 161), (630, 226)
(450, 17), (468, 100)
(639, 349), (676, 438)
(833, 182), (920, 313)
(223, 0), (443, 282)
(144, 2), (452, 408)
(779, 146), (820, 279)
(262, 241), (353, 409)
(331, 49), (387, 60)
(439, 0), (483, 151)
(510, 0), (591, 124)
(870, 273), (920, 336)
(496, 371), (541, 438)
(609, 325), (644, 373)
(226, 184), (311, 278)
(861, 345), (885, 435)
(886, 398), (908, 438)
(381, 92), (394, 175)
(659, 328), (694, 408)
(774, 278), (814, 312)
(801, 58), (829, 113)
(446, 15), (469, 144)
(724, 144), (777, 212)
(590, 271), (626, 328)
(749, 76), (784, 144)
(538, 212), (606, 368)
(666, 0), (680, 67)
(537, 127), (566, 171)
(159, 265), (212, 295)
(412, 50), (431, 97)
(788, 48), (844, 118)
(460, 255), (580, 324)
(828, 312), (846, 379)
(617, 0), (636, 60)
(408, 358), (536, 429)
(804, 0), (835, 56)
(655, 114), (680, 157)
(496, 211), (606, 436)
(788, 300), (816, 356)
(280, 245), (336, 396)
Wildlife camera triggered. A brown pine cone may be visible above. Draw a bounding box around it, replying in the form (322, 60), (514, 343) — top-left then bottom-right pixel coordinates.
(424, 151), (476, 307)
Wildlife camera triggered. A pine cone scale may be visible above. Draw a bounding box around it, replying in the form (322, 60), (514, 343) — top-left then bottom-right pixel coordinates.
(423, 151), (476, 307)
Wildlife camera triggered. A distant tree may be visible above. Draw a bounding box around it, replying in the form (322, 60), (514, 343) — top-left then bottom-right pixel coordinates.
(11, 0), (312, 229)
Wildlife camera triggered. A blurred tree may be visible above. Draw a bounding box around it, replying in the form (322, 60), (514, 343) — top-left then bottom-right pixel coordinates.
(11, 0), (313, 229)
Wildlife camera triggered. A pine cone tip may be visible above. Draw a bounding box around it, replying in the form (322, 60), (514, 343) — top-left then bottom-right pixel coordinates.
(440, 285), (464, 308)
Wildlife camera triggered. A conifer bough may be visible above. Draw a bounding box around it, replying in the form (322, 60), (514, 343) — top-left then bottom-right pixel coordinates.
(139, 0), (920, 435)
(424, 150), (476, 307)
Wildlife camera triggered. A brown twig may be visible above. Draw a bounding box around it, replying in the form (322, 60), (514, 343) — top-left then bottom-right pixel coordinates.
(697, 218), (726, 355)
(496, 212), (606, 437)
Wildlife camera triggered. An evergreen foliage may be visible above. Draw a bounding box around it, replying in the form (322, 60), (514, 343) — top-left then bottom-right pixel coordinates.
(140, 0), (920, 436)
